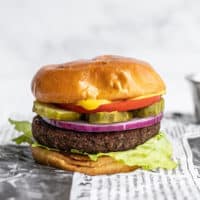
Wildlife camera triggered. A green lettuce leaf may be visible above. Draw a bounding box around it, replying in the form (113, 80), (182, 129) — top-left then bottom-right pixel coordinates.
(71, 133), (177, 170)
(9, 119), (177, 170)
(9, 118), (33, 144)
(9, 119), (60, 151)
(32, 142), (59, 151)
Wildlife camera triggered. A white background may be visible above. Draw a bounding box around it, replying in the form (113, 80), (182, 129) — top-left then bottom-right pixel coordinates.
(1, 0), (200, 123)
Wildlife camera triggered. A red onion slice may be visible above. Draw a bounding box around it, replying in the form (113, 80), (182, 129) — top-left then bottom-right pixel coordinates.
(43, 113), (163, 133)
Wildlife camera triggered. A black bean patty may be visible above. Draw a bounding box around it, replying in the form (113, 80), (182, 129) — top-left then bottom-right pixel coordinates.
(32, 116), (160, 153)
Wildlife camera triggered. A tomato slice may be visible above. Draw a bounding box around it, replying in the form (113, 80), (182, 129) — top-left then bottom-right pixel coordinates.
(59, 96), (161, 113)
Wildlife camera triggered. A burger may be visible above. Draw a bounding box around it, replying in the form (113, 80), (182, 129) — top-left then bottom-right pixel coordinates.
(10, 55), (177, 175)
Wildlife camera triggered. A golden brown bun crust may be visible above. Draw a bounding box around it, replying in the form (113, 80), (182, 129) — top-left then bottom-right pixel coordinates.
(32, 55), (166, 103)
(31, 146), (138, 175)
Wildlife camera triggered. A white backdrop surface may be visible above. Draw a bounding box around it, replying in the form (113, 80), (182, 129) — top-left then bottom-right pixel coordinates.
(1, 0), (200, 123)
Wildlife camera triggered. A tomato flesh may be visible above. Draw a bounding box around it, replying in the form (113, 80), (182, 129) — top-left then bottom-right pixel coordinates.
(59, 96), (161, 113)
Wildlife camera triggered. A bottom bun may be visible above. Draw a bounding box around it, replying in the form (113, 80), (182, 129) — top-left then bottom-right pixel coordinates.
(31, 147), (138, 175)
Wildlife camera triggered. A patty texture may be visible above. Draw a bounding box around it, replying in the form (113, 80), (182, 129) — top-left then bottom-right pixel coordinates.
(32, 116), (160, 153)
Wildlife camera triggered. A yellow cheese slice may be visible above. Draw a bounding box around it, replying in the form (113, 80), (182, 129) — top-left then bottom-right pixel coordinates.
(76, 99), (111, 110)
(76, 90), (166, 110)
(130, 90), (166, 100)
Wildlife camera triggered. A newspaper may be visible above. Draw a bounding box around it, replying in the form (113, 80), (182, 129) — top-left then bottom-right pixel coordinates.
(1, 114), (200, 200)
(70, 117), (200, 200)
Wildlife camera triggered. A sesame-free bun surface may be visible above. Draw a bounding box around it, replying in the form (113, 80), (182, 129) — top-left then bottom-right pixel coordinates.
(32, 55), (166, 103)
(31, 146), (138, 175)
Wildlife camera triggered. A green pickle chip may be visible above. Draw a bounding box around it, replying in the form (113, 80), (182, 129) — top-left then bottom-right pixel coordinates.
(88, 111), (133, 124)
(132, 98), (164, 117)
(33, 101), (81, 121)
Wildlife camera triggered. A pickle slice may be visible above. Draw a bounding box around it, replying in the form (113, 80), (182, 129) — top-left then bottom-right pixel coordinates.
(33, 101), (81, 121)
(132, 98), (164, 117)
(88, 111), (133, 124)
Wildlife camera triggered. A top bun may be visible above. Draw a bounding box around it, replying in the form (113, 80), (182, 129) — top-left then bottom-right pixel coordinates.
(31, 55), (166, 103)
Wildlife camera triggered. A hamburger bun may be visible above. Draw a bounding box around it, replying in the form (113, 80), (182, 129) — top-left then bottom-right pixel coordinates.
(31, 55), (165, 104)
(31, 146), (138, 175)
